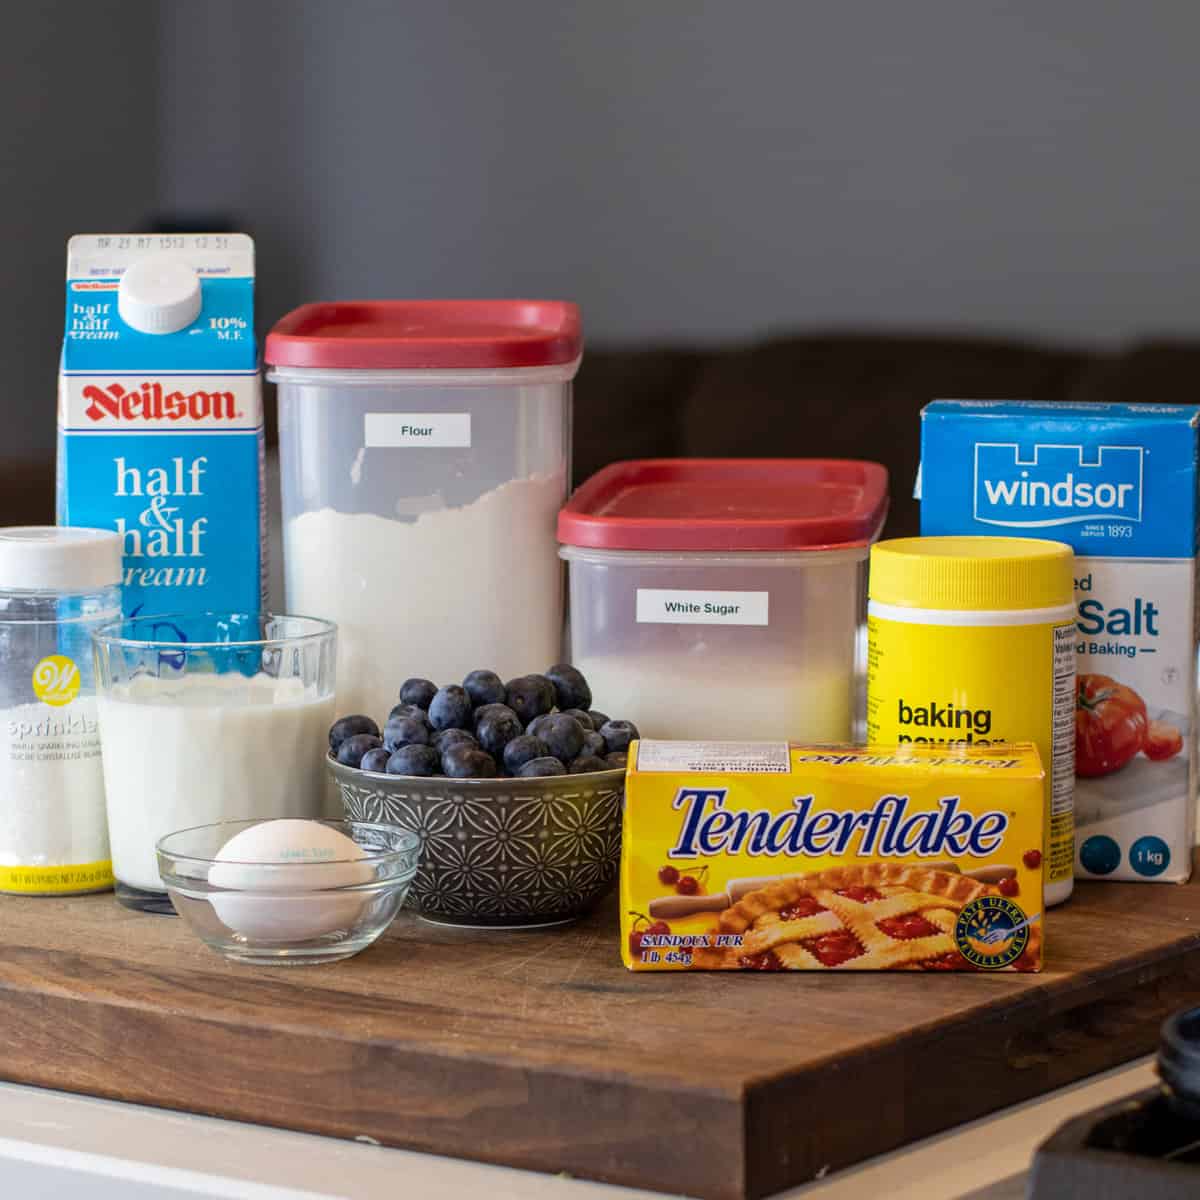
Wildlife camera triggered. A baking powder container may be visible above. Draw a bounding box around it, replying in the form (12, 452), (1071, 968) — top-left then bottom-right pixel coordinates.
(0, 526), (122, 894)
(866, 535), (1076, 906)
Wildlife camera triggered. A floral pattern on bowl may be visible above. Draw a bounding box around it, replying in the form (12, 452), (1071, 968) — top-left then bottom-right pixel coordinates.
(327, 755), (623, 927)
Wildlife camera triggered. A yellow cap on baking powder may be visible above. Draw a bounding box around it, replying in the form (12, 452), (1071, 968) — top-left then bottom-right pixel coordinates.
(869, 536), (1074, 611)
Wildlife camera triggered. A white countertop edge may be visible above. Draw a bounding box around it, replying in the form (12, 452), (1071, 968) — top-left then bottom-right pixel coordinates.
(0, 1058), (1159, 1200)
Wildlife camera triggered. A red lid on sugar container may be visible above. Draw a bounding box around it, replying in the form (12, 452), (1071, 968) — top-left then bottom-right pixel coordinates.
(558, 459), (889, 552)
(265, 300), (582, 370)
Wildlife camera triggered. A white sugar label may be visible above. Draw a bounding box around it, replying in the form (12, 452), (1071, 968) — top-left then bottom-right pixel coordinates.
(635, 589), (769, 626)
(364, 412), (471, 448)
(636, 741), (792, 774)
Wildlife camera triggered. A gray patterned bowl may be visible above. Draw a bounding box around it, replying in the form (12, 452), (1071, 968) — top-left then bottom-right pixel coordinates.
(326, 755), (624, 928)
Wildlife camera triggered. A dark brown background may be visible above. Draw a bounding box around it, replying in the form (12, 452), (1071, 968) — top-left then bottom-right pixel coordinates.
(10, 334), (1197, 538)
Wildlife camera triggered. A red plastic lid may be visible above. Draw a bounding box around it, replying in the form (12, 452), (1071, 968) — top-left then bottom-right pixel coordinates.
(558, 459), (890, 552)
(265, 300), (582, 370)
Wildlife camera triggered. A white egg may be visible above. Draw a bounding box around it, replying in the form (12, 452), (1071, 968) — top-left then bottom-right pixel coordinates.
(208, 819), (375, 942)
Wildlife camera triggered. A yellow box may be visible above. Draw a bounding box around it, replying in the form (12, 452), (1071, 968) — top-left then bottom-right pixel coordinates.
(621, 740), (1045, 972)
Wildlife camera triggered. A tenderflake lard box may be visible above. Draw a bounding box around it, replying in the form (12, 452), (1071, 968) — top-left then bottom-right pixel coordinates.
(57, 234), (265, 617)
(919, 400), (1199, 882)
(621, 740), (1045, 972)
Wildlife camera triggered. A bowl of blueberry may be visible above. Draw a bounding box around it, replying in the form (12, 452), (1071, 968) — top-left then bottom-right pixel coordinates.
(326, 664), (635, 928)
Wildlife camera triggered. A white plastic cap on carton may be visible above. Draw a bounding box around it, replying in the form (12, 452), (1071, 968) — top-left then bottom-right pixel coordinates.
(118, 257), (202, 334)
(0, 527), (123, 592)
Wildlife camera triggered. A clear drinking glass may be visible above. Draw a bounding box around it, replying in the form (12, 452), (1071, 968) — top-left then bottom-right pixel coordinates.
(91, 613), (336, 912)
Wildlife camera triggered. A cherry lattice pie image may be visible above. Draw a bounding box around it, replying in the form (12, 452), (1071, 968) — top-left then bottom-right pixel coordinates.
(686, 864), (1040, 972)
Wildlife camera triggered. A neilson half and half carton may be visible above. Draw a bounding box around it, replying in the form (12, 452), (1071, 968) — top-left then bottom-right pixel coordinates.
(57, 234), (265, 617)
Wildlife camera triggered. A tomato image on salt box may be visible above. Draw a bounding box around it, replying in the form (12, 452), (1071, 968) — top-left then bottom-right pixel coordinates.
(919, 400), (1200, 884)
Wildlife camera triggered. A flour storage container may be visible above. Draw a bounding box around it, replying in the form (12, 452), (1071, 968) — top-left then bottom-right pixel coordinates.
(557, 459), (889, 742)
(266, 301), (580, 723)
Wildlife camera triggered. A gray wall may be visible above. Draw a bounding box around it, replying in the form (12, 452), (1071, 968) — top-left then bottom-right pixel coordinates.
(159, 1), (1200, 344)
(1, 2), (160, 461)
(5, 1), (1200, 463)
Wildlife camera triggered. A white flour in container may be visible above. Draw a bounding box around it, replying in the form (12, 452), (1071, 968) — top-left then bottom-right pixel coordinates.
(284, 472), (565, 723)
(0, 699), (110, 886)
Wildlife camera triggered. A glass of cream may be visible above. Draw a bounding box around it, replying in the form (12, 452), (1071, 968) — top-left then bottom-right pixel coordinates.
(92, 613), (337, 912)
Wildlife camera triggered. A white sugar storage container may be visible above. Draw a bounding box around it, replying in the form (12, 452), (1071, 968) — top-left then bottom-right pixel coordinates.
(557, 459), (889, 743)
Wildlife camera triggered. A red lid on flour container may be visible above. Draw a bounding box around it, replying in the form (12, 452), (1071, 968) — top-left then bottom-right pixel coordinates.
(265, 300), (582, 370)
(558, 459), (889, 553)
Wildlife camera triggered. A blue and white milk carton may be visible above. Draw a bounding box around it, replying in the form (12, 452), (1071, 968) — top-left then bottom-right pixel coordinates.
(920, 400), (1199, 883)
(57, 235), (265, 617)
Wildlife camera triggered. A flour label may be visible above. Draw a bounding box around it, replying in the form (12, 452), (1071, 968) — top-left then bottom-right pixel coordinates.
(635, 589), (769, 626)
(364, 412), (471, 448)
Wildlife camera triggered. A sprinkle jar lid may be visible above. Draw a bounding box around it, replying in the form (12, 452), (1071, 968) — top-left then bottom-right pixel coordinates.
(0, 527), (123, 592)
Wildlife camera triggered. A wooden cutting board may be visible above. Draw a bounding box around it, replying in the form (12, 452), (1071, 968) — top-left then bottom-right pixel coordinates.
(1, 861), (1198, 1200)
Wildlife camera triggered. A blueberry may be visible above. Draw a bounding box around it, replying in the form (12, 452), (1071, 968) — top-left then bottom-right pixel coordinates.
(587, 711), (610, 731)
(474, 702), (519, 728)
(605, 751), (628, 769)
(599, 719), (639, 754)
(336, 732), (383, 768)
(386, 743), (441, 777)
(539, 714), (586, 762)
(476, 708), (524, 758)
(399, 678), (438, 709)
(463, 669), (506, 708)
(526, 713), (554, 739)
(433, 727), (478, 754)
(429, 685), (473, 731)
(329, 715), (379, 752)
(360, 747), (392, 774)
(389, 702), (428, 723)
(578, 730), (606, 759)
(561, 709), (595, 731)
(503, 734), (550, 775)
(505, 674), (556, 723)
(383, 715), (430, 752)
(518, 756), (567, 778)
(442, 746), (498, 779)
(545, 664), (592, 712)
(568, 755), (609, 775)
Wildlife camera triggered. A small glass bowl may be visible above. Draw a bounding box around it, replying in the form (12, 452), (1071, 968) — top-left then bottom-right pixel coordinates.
(157, 819), (420, 966)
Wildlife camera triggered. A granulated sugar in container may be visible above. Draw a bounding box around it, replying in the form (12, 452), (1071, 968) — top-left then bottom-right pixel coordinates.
(557, 458), (889, 742)
(266, 301), (580, 723)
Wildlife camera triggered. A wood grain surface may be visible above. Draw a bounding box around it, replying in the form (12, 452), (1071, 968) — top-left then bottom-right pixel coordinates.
(1, 861), (1198, 1199)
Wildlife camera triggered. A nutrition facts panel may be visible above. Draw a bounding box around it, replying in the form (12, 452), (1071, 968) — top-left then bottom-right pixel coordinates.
(635, 741), (792, 774)
(1050, 622), (1076, 881)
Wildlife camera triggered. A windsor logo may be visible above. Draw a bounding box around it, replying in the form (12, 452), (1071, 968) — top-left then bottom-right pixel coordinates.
(973, 442), (1143, 528)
